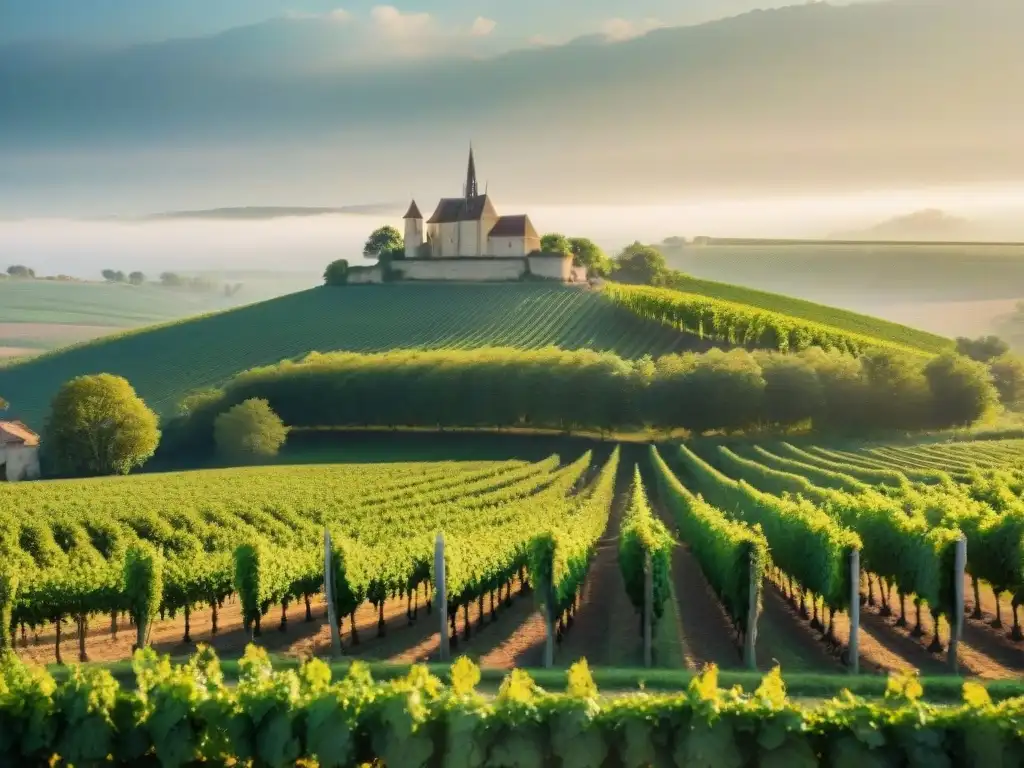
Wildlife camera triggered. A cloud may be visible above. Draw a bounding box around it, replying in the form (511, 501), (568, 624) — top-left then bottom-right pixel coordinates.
(469, 17), (497, 37)
(370, 5), (433, 37)
(326, 8), (352, 22)
(600, 17), (665, 42)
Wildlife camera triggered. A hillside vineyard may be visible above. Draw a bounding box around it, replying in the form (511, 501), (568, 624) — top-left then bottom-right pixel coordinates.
(0, 280), (945, 428)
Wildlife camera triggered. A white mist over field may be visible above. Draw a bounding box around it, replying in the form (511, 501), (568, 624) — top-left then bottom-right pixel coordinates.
(5, 182), (1024, 279)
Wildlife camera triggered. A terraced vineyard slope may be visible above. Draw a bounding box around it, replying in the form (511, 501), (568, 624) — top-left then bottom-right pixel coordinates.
(659, 274), (953, 354)
(0, 284), (694, 425)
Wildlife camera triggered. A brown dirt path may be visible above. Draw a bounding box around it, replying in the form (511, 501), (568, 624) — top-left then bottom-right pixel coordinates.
(15, 591), (431, 666)
(554, 488), (641, 668)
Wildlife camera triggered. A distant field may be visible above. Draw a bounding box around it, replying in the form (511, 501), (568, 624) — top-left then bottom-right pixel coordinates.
(662, 242), (1024, 311)
(0, 277), (316, 360)
(0, 283), (698, 425)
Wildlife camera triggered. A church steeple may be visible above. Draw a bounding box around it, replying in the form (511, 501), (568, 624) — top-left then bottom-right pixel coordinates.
(465, 145), (479, 199)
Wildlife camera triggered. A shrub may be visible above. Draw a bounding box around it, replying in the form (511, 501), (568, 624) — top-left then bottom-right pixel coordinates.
(924, 353), (998, 427)
(323, 259), (349, 286)
(214, 398), (289, 462)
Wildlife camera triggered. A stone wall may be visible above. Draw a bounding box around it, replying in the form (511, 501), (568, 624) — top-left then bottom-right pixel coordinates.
(527, 254), (573, 282)
(348, 265), (384, 284)
(1, 444), (40, 482)
(390, 258), (527, 282)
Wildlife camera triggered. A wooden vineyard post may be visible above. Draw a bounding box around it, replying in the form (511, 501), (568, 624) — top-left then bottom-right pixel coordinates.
(324, 529), (342, 658)
(848, 548), (860, 674)
(949, 535), (967, 673)
(435, 533), (449, 663)
(544, 581), (555, 669)
(744, 555), (760, 670)
(643, 553), (653, 668)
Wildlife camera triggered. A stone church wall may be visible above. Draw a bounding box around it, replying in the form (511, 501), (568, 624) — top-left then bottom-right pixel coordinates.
(391, 258), (527, 282)
(528, 254), (573, 282)
(348, 265), (384, 284)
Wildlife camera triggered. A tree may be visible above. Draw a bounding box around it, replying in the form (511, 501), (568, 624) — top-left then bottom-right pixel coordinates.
(569, 237), (611, 276)
(128, 271), (146, 286)
(956, 335), (1010, 363)
(540, 233), (572, 255)
(923, 353), (997, 427)
(363, 226), (404, 260)
(214, 398), (289, 463)
(611, 242), (667, 285)
(43, 373), (161, 476)
(159, 272), (184, 287)
(989, 353), (1024, 409)
(323, 259), (350, 286)
(6, 265), (35, 279)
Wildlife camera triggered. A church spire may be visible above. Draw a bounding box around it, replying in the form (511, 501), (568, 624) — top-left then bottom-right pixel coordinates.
(465, 144), (478, 199)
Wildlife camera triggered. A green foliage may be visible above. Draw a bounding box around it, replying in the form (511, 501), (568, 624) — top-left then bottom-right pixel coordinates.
(676, 443), (860, 611)
(526, 449), (619, 616)
(363, 225), (404, 259)
(124, 544), (162, 649)
(0, 284), (695, 427)
(4, 647), (1023, 766)
(652, 447), (767, 632)
(617, 466), (673, 627)
(213, 397), (289, 462)
(655, 272), (953, 354)
(611, 242), (668, 285)
(568, 237), (611, 276)
(604, 282), (913, 356)
(540, 233), (572, 255)
(956, 335), (1010, 363)
(988, 353), (1024, 409)
(923, 353), (998, 427)
(42, 373), (160, 477)
(0, 456), (569, 646)
(167, 347), (995, 460)
(323, 259), (349, 286)
(0, 568), (16, 654)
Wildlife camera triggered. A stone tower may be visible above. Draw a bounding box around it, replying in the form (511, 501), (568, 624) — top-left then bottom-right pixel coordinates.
(403, 199), (423, 259)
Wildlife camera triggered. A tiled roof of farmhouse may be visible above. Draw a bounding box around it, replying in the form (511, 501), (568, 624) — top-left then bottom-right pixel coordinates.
(488, 214), (538, 239)
(0, 420), (39, 446)
(427, 195), (497, 224)
(403, 200), (422, 219)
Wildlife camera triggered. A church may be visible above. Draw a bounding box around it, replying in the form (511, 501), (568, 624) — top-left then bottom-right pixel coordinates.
(405, 148), (542, 259)
(348, 149), (584, 284)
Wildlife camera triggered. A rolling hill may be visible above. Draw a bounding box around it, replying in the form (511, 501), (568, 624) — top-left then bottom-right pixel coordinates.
(0, 281), (949, 429)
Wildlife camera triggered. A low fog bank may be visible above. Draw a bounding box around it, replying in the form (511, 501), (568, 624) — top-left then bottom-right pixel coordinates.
(5, 184), (1024, 339)
(6, 183), (1024, 277)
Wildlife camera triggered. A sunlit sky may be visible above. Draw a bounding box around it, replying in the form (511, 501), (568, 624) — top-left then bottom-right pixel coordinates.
(1, 0), (844, 44)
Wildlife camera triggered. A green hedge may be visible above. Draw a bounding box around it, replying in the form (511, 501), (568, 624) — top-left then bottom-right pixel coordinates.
(1, 646), (1021, 767)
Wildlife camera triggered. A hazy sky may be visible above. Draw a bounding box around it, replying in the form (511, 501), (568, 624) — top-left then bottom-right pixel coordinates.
(0, 0), (835, 45)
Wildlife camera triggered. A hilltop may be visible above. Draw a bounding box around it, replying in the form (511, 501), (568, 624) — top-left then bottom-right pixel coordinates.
(0, 281), (949, 427)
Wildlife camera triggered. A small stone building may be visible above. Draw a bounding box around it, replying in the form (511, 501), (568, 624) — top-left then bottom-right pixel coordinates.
(0, 420), (41, 482)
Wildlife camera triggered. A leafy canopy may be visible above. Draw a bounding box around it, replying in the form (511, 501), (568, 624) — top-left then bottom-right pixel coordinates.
(363, 226), (404, 260)
(324, 259), (350, 286)
(612, 242), (668, 285)
(540, 233), (572, 256)
(43, 373), (160, 477)
(214, 397), (289, 462)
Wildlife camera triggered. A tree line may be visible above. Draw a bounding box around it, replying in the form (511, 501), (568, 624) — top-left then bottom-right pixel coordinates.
(161, 345), (1002, 457)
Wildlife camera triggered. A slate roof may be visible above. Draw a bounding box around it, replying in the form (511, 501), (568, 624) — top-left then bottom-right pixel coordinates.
(403, 200), (423, 219)
(427, 195), (497, 224)
(0, 421), (39, 447)
(488, 214), (538, 239)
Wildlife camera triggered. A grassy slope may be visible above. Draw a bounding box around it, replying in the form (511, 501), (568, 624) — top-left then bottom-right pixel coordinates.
(0, 283), (695, 426)
(663, 274), (952, 353)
